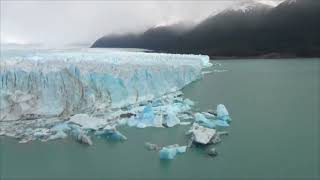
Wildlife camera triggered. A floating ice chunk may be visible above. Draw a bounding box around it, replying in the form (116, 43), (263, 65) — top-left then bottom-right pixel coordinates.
(159, 148), (176, 160)
(127, 117), (138, 127)
(68, 124), (92, 145)
(176, 146), (187, 153)
(77, 133), (92, 145)
(207, 148), (218, 157)
(202, 71), (213, 75)
(95, 125), (127, 141)
(33, 128), (50, 139)
(48, 122), (70, 140)
(136, 123), (147, 129)
(187, 123), (216, 144)
(183, 99), (195, 106)
(202, 112), (216, 119)
(200, 56), (212, 67)
(178, 113), (193, 120)
(117, 118), (128, 126)
(194, 113), (215, 128)
(48, 131), (67, 140)
(169, 102), (192, 114)
(163, 109), (180, 127)
(137, 104), (155, 126)
(180, 121), (192, 125)
(69, 114), (107, 130)
(145, 142), (161, 151)
(128, 104), (163, 128)
(159, 144), (187, 160)
(214, 120), (230, 127)
(216, 104), (231, 122)
(50, 122), (71, 132)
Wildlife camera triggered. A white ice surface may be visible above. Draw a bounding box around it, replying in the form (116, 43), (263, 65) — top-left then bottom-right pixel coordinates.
(0, 49), (210, 121)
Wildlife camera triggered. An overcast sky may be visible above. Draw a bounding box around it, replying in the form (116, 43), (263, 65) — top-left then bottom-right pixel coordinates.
(0, 0), (283, 47)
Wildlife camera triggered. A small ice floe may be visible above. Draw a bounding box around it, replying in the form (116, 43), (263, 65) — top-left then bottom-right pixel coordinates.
(144, 142), (162, 151)
(69, 124), (92, 146)
(194, 113), (216, 129)
(193, 104), (231, 128)
(127, 96), (194, 128)
(33, 128), (50, 139)
(211, 131), (229, 144)
(179, 121), (192, 126)
(77, 133), (92, 146)
(50, 122), (71, 132)
(214, 120), (230, 127)
(207, 148), (218, 157)
(213, 69), (228, 73)
(95, 125), (127, 141)
(162, 109), (180, 127)
(186, 123), (216, 145)
(216, 104), (231, 122)
(116, 118), (128, 126)
(202, 112), (216, 119)
(69, 114), (108, 130)
(202, 71), (213, 75)
(159, 144), (187, 160)
(127, 104), (155, 128)
(144, 142), (187, 160)
(48, 131), (67, 140)
(183, 98), (195, 106)
(185, 120), (230, 158)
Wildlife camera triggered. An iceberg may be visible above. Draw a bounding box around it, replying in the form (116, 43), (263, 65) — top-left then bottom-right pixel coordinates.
(69, 125), (92, 145)
(33, 128), (50, 139)
(216, 104), (231, 122)
(194, 113), (215, 128)
(162, 109), (180, 127)
(125, 92), (193, 128)
(69, 114), (108, 130)
(201, 112), (216, 119)
(95, 125), (127, 141)
(159, 144), (187, 160)
(207, 148), (218, 157)
(50, 122), (71, 132)
(144, 142), (162, 151)
(187, 123), (216, 144)
(48, 131), (67, 140)
(137, 104), (155, 126)
(214, 120), (230, 127)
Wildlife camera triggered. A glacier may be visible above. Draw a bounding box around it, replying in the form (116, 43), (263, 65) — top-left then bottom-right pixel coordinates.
(0, 48), (234, 160)
(0, 48), (212, 143)
(0, 49), (210, 121)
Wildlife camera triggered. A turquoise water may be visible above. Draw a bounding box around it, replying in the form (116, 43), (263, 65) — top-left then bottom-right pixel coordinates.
(1, 59), (319, 179)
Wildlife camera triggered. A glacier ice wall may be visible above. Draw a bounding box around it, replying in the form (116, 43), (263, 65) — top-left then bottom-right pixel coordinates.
(0, 49), (210, 121)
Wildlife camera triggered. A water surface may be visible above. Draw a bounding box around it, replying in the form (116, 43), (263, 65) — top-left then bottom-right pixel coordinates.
(1, 59), (319, 179)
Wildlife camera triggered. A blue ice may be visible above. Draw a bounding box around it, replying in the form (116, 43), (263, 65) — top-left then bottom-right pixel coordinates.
(159, 145), (187, 160)
(216, 104), (231, 122)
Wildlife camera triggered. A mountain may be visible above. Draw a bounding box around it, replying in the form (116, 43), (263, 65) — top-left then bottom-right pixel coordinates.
(92, 0), (320, 58)
(92, 22), (192, 50)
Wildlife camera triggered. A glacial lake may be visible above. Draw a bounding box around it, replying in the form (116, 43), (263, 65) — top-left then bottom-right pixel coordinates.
(1, 59), (319, 179)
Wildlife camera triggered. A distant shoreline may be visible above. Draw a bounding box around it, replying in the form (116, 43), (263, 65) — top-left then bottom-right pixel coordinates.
(142, 50), (320, 60)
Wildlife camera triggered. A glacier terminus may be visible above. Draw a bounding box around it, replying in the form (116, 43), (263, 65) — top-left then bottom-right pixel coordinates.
(0, 48), (231, 159)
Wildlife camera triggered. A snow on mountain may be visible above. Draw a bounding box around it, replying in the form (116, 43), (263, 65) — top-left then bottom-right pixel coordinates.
(223, 0), (274, 13)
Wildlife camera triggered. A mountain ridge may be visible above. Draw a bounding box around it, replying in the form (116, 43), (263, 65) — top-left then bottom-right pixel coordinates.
(92, 0), (320, 58)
